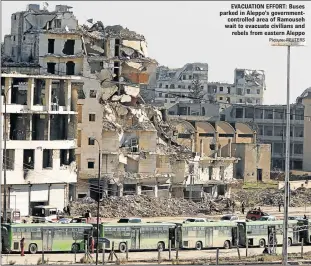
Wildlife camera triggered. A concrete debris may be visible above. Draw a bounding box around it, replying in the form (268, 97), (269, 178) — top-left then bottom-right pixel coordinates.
(111, 95), (122, 102)
(124, 86), (140, 97)
(232, 188), (311, 208)
(71, 195), (230, 218)
(122, 40), (148, 57)
(120, 94), (132, 103)
(101, 86), (118, 101)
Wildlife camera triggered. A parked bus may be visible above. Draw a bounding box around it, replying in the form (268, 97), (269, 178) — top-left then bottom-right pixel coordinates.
(237, 220), (299, 248)
(97, 222), (176, 252)
(1, 223), (93, 253)
(177, 221), (238, 250)
(32, 205), (58, 223)
(1, 209), (21, 223)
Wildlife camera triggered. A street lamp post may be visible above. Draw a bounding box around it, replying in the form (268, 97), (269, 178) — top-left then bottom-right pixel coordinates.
(271, 41), (305, 266)
(90, 137), (101, 265)
(0, 92), (3, 265)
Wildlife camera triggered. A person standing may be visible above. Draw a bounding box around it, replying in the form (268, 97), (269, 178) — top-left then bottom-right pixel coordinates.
(67, 205), (71, 216)
(20, 237), (25, 256)
(278, 201), (282, 212)
(241, 201), (245, 215)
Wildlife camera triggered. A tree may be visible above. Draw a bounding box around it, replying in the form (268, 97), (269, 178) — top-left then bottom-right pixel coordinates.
(189, 77), (204, 103)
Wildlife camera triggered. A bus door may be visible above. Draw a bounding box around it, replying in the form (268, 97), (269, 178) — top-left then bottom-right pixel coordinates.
(232, 227), (237, 246)
(130, 228), (140, 250)
(43, 229), (54, 251)
(169, 227), (176, 248)
(205, 227), (213, 247)
(175, 225), (182, 248)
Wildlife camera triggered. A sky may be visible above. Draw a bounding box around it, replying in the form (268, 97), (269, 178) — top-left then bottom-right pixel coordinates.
(1, 1), (310, 105)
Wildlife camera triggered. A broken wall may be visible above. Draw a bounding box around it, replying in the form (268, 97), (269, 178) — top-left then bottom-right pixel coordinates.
(232, 143), (271, 182)
(39, 33), (83, 57)
(171, 160), (188, 184)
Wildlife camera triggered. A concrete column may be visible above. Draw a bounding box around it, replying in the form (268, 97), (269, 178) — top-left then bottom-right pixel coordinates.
(27, 78), (34, 110)
(4, 77), (12, 104)
(45, 79), (52, 111)
(112, 184), (118, 196)
(228, 139), (232, 157)
(102, 179), (108, 198)
(71, 83), (78, 112)
(52, 150), (60, 170)
(34, 148), (43, 171)
(118, 184), (124, 197)
(153, 185), (158, 198)
(200, 139), (204, 157)
(136, 184), (142, 195)
(44, 115), (50, 140)
(65, 80), (72, 111)
(27, 115), (32, 140)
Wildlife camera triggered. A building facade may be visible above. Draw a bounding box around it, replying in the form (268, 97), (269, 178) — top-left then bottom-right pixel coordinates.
(148, 65), (265, 106)
(1, 73), (80, 215)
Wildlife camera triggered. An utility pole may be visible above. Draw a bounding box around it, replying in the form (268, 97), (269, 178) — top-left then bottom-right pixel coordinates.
(271, 40), (304, 266)
(282, 45), (291, 266)
(0, 92), (3, 265)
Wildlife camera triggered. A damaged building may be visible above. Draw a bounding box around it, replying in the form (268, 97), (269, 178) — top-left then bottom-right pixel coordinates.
(1, 73), (81, 215)
(170, 119), (271, 188)
(75, 18), (168, 198)
(149, 66), (265, 106)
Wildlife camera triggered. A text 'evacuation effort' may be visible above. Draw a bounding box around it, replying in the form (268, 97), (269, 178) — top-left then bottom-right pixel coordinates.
(220, 3), (306, 44)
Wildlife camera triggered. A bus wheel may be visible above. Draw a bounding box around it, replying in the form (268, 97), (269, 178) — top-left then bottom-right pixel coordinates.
(223, 241), (230, 249)
(157, 242), (165, 252)
(195, 241), (203, 250)
(29, 243), (38, 254)
(288, 238), (292, 247)
(119, 243), (127, 253)
(71, 243), (80, 253)
(259, 239), (265, 248)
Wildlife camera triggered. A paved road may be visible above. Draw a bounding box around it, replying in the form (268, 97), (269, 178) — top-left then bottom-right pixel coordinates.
(1, 245), (310, 265)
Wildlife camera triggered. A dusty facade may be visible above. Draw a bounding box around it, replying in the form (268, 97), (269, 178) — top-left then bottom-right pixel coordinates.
(148, 65), (265, 106)
(1, 4), (84, 214)
(170, 119), (271, 184)
(1, 73), (80, 215)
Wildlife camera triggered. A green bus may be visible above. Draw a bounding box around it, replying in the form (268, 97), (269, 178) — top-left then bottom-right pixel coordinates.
(1, 223), (93, 254)
(237, 220), (299, 248)
(97, 222), (176, 252)
(176, 221), (238, 250)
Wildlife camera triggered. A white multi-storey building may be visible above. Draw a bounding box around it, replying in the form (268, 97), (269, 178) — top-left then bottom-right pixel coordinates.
(1, 73), (80, 215)
(151, 65), (265, 106)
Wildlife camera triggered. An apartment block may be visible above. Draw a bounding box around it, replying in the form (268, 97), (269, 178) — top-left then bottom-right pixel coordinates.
(1, 73), (80, 215)
(148, 65), (265, 106)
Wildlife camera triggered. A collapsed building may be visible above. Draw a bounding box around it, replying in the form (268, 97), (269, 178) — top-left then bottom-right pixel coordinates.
(1, 4), (271, 207)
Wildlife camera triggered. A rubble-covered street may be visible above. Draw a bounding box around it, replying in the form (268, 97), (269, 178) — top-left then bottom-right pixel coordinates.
(71, 194), (229, 218)
(71, 187), (311, 218)
(232, 187), (311, 208)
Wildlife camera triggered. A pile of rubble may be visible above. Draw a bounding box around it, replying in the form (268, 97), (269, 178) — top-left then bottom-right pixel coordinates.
(70, 195), (229, 218)
(232, 188), (311, 207)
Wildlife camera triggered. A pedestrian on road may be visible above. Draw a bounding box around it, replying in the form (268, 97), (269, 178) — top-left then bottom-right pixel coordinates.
(278, 201), (282, 212)
(67, 205), (71, 216)
(90, 235), (95, 254)
(241, 201), (245, 214)
(304, 214), (307, 219)
(20, 237), (25, 256)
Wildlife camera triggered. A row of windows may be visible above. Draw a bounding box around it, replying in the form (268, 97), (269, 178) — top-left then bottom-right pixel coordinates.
(12, 227), (87, 233)
(183, 226), (233, 231)
(104, 226), (170, 232)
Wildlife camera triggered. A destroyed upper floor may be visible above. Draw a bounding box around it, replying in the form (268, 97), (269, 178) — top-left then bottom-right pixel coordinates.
(156, 63), (209, 82)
